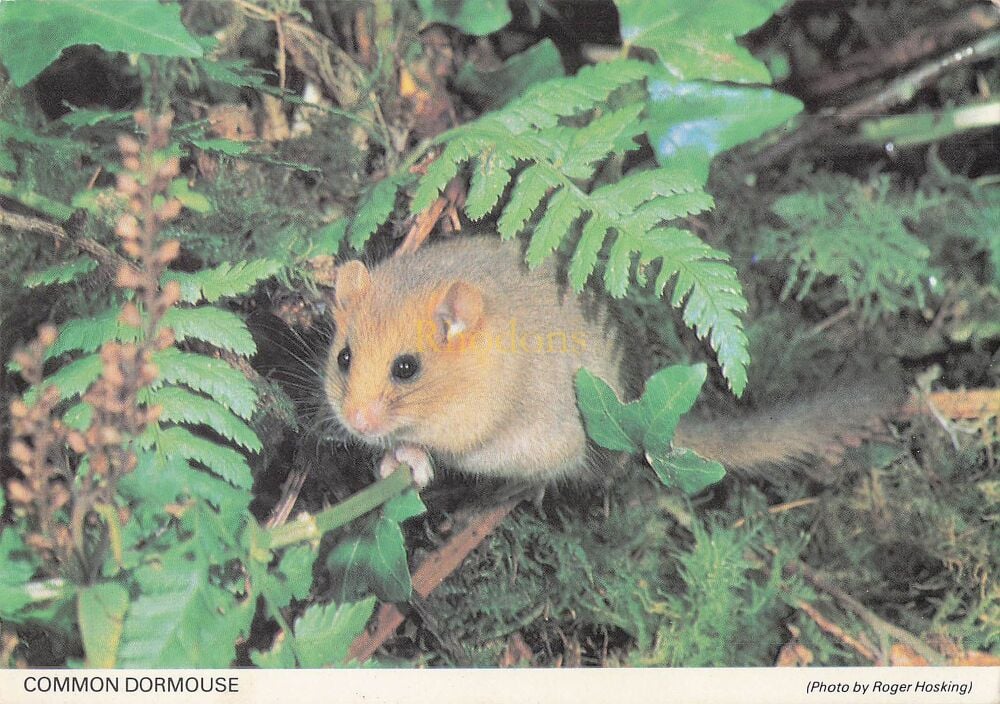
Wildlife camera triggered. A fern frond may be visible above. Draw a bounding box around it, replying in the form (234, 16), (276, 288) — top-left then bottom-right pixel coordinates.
(153, 348), (257, 420)
(46, 310), (140, 360)
(149, 386), (261, 453)
(349, 172), (413, 248)
(152, 426), (254, 489)
(24, 256), (97, 288)
(164, 259), (280, 304)
(161, 307), (256, 356)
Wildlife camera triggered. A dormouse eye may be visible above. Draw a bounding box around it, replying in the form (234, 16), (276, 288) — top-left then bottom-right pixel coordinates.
(391, 354), (420, 381)
(337, 345), (351, 372)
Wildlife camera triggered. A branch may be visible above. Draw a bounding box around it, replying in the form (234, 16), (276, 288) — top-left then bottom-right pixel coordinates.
(749, 31), (1000, 169)
(783, 557), (947, 665)
(348, 494), (526, 663)
(0, 206), (136, 274)
(809, 4), (1000, 98)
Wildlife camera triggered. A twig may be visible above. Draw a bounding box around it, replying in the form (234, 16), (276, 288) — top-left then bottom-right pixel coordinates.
(265, 464), (310, 529)
(0, 206), (136, 274)
(395, 176), (465, 256)
(348, 494), (527, 663)
(795, 599), (879, 663)
(750, 31), (1000, 169)
(731, 497), (818, 529)
(783, 557), (947, 665)
(810, 5), (1000, 98)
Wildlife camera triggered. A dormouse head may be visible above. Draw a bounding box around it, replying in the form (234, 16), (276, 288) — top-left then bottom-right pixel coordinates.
(323, 258), (487, 448)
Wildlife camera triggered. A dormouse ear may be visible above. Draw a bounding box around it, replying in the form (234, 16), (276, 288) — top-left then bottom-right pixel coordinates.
(434, 281), (483, 344)
(334, 261), (371, 309)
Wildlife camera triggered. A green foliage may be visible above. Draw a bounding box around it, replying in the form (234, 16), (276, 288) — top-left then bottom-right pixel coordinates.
(252, 597), (377, 668)
(327, 490), (427, 603)
(637, 521), (799, 666)
(351, 2), (805, 396)
(758, 173), (938, 322)
(616, 0), (785, 84)
(416, 0), (512, 36)
(77, 583), (129, 668)
(163, 260), (281, 304)
(0, 0), (202, 86)
(24, 256), (98, 288)
(576, 364), (726, 494)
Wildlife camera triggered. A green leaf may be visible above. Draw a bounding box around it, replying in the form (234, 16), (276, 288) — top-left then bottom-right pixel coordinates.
(0, 0), (202, 86)
(118, 550), (252, 667)
(149, 386), (262, 453)
(24, 256), (97, 288)
(189, 138), (252, 156)
(383, 489), (426, 523)
(327, 517), (412, 603)
(576, 363), (726, 494)
(250, 635), (295, 668)
(197, 56), (268, 89)
(455, 39), (564, 110)
(154, 426), (254, 489)
(416, 0), (511, 36)
(121, 450), (251, 521)
(311, 220), (348, 257)
(290, 597), (377, 667)
(153, 348), (258, 420)
(161, 306), (256, 356)
(77, 582), (129, 668)
(575, 369), (636, 452)
(615, 0), (785, 83)
(59, 107), (133, 128)
(33, 353), (102, 403)
(629, 364), (707, 454)
(645, 72), (803, 165)
(648, 448), (726, 494)
(167, 178), (212, 214)
(0, 529), (37, 620)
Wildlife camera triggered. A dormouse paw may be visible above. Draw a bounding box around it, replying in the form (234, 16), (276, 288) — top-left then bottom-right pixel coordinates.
(378, 445), (434, 488)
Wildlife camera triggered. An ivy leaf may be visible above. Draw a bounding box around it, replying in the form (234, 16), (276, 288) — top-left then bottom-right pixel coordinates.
(0, 0), (202, 87)
(575, 370), (636, 452)
(648, 448), (726, 495)
(77, 582), (129, 668)
(615, 0), (785, 84)
(645, 70), (803, 165)
(576, 363), (727, 494)
(416, 0), (512, 36)
(291, 597), (377, 667)
(327, 517), (413, 603)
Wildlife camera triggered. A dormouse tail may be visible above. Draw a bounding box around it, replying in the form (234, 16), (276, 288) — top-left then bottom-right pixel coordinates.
(673, 381), (903, 474)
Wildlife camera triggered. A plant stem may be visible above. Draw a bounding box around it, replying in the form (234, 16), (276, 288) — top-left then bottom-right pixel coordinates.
(264, 465), (413, 550)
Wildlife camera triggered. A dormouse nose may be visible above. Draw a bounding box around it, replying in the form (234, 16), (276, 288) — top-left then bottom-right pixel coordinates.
(344, 401), (386, 435)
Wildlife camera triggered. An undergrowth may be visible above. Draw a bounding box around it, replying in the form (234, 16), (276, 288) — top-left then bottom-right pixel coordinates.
(0, 0), (997, 670)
